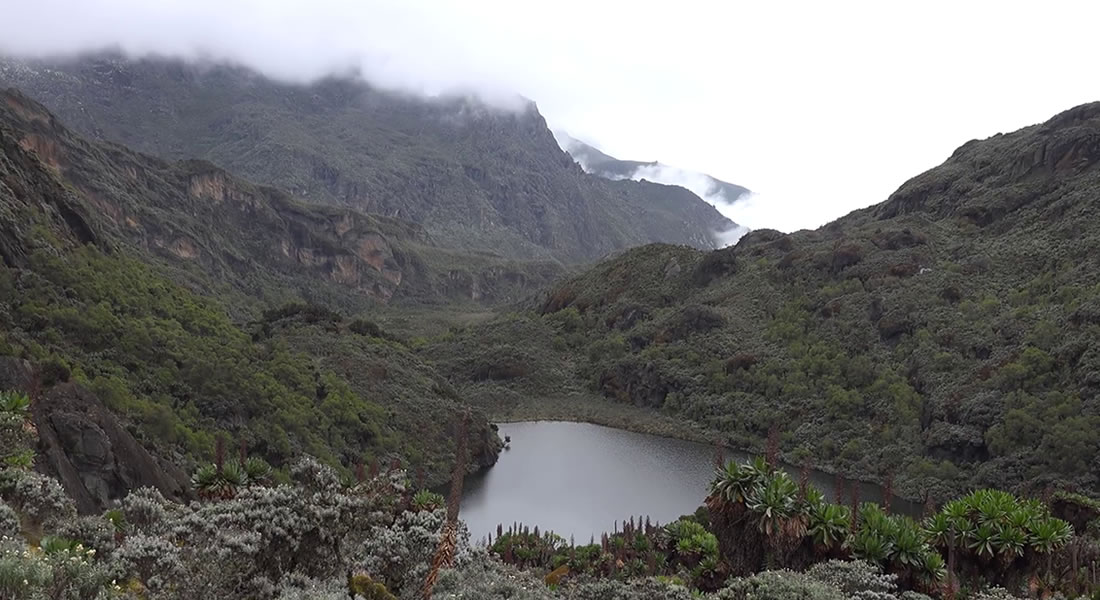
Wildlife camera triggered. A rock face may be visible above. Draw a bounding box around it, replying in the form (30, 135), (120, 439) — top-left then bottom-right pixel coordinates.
(0, 54), (736, 262)
(0, 97), (506, 504)
(33, 384), (192, 513)
(0, 358), (190, 513)
(0, 89), (562, 308)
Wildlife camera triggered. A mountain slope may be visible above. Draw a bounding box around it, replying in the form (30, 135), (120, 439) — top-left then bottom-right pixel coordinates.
(0, 89), (503, 510)
(426, 101), (1100, 499)
(0, 54), (735, 261)
(0, 88), (564, 310)
(556, 131), (751, 205)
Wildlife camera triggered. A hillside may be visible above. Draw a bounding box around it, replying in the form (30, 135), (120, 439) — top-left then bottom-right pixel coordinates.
(556, 131), (751, 204)
(0, 88), (564, 311)
(425, 101), (1100, 500)
(0, 54), (736, 262)
(0, 89), (505, 510)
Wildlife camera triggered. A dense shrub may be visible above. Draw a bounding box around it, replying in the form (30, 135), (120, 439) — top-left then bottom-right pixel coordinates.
(358, 508), (456, 596)
(432, 551), (556, 600)
(0, 502), (18, 538)
(0, 536), (111, 600)
(717, 569), (847, 600)
(0, 469), (75, 526)
(2, 248), (476, 487)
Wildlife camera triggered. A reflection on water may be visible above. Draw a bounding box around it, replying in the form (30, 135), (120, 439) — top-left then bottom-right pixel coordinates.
(459, 421), (916, 542)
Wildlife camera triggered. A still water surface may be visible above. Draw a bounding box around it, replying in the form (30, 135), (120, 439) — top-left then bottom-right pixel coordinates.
(459, 421), (915, 542)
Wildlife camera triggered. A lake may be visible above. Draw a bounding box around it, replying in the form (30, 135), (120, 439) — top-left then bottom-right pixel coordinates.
(459, 420), (917, 542)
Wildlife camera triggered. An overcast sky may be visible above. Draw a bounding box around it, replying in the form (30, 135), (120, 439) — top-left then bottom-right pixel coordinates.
(3, 0), (1098, 232)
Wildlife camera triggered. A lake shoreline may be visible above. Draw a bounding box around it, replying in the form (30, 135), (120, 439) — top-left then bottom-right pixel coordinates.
(461, 420), (921, 541)
(487, 396), (924, 505)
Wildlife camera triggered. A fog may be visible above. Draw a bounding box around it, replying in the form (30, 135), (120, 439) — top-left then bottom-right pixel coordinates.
(3, 0), (1098, 232)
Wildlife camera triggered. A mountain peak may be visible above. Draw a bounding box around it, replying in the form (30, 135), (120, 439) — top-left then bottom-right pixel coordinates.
(1, 54), (737, 259)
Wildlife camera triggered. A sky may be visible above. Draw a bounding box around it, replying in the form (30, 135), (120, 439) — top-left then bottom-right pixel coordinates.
(2, 0), (1099, 233)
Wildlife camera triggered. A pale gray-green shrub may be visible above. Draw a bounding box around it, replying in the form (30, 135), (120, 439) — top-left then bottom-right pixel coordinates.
(118, 487), (172, 535)
(431, 550), (556, 600)
(112, 533), (185, 595)
(563, 577), (695, 600)
(0, 469), (75, 526)
(274, 573), (353, 600)
(289, 455), (344, 492)
(432, 553), (697, 600)
(55, 515), (117, 561)
(804, 560), (934, 600)
(358, 507), (466, 598)
(0, 410), (35, 460)
(108, 457), (404, 599)
(0, 501), (19, 538)
(717, 569), (847, 600)
(0, 536), (111, 600)
(969, 589), (1026, 600)
(0, 537), (51, 600)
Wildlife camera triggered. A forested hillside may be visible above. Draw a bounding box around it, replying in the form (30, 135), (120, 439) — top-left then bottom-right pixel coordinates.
(0, 89), (504, 511)
(425, 101), (1100, 500)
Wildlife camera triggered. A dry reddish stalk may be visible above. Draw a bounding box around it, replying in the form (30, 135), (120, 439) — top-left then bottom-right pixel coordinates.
(765, 425), (780, 467)
(421, 412), (470, 600)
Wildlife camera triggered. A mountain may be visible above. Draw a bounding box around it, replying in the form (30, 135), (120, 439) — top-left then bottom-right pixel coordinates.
(555, 131), (751, 206)
(0, 54), (735, 262)
(0, 88), (505, 510)
(425, 101), (1100, 500)
(0, 88), (566, 311)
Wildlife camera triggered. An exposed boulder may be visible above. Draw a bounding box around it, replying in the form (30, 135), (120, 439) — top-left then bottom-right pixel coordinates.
(0, 357), (191, 514)
(33, 383), (193, 514)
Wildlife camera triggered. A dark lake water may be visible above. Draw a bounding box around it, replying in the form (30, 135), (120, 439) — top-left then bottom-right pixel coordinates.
(459, 421), (917, 542)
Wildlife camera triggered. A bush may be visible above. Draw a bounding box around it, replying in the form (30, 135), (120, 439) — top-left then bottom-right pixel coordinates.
(349, 319), (385, 338)
(358, 508), (456, 595)
(0, 536), (111, 600)
(717, 570), (846, 600)
(118, 487), (172, 535)
(275, 574), (358, 600)
(805, 560), (926, 599)
(53, 515), (116, 561)
(432, 551), (555, 600)
(567, 577), (696, 600)
(112, 532), (186, 594)
(0, 469), (75, 527)
(0, 502), (18, 538)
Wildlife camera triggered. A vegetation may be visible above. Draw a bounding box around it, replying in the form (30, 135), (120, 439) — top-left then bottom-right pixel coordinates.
(425, 100), (1100, 500)
(6, 398), (1091, 598)
(2, 46), (1100, 600)
(7, 395), (1089, 599)
(487, 516), (721, 591)
(1, 54), (733, 263)
(0, 243), (499, 486)
(475, 457), (1093, 598)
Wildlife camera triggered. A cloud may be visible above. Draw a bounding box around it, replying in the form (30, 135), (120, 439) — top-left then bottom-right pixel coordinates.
(0, 1), (534, 106)
(714, 223), (751, 247)
(629, 164), (750, 246)
(632, 164), (740, 205)
(2, 0), (1097, 234)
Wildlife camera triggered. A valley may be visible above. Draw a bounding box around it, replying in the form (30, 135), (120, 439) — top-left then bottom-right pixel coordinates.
(0, 50), (1098, 600)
